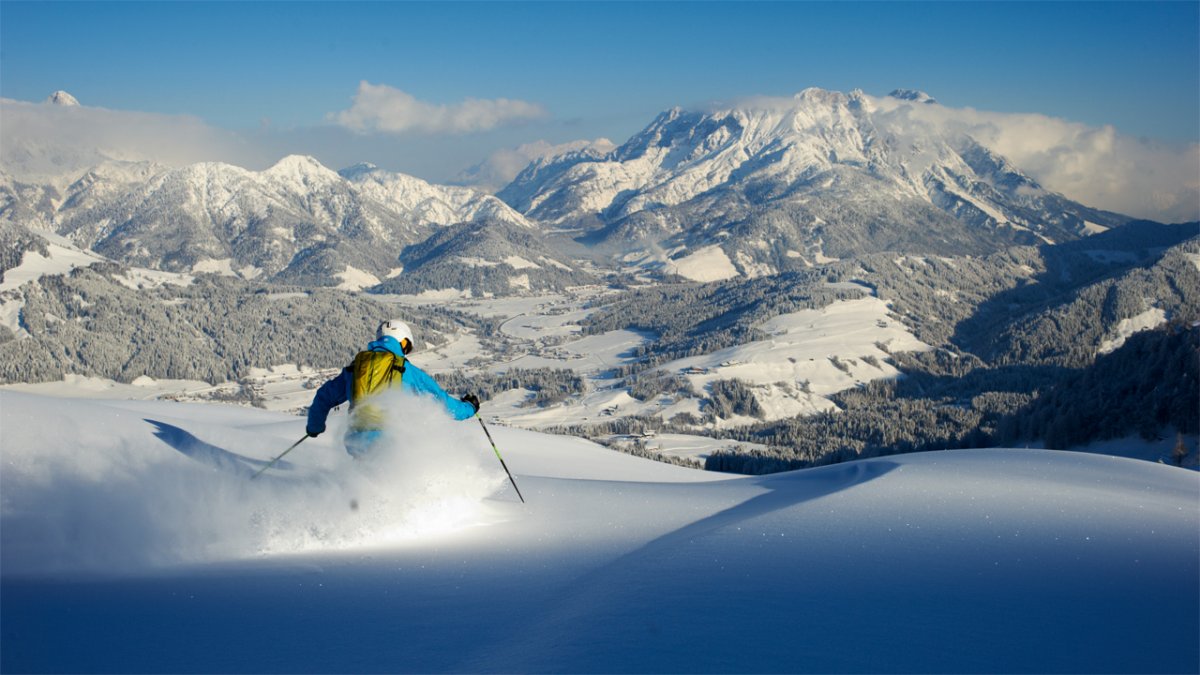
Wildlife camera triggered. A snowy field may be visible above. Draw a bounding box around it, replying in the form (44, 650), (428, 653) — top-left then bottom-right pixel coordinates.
(663, 295), (931, 421)
(2, 390), (1197, 673)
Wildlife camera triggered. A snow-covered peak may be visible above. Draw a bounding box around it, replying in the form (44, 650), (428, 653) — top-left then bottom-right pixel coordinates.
(792, 87), (852, 106)
(508, 86), (895, 223)
(266, 154), (335, 175)
(888, 88), (938, 104)
(44, 90), (80, 107)
(262, 154), (343, 188)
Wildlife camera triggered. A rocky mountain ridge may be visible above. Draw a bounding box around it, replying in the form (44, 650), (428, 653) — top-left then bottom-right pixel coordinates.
(499, 88), (1130, 279)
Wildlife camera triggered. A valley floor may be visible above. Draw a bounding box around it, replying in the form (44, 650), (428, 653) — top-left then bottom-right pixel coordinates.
(9, 284), (1194, 469)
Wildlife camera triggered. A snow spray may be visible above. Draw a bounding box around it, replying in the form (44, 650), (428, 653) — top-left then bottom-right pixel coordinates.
(0, 391), (506, 574)
(228, 391), (508, 559)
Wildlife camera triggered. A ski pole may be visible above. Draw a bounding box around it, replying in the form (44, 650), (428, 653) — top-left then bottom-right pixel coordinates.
(476, 415), (525, 503)
(250, 435), (308, 480)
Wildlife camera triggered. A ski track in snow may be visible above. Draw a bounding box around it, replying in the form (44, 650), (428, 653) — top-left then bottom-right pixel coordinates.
(1, 389), (1197, 673)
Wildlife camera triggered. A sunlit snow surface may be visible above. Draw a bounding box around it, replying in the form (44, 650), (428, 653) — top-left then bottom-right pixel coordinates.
(1, 390), (1197, 673)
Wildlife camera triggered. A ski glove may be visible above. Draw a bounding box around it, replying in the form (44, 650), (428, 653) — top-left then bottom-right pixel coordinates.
(461, 394), (481, 413)
(306, 424), (325, 438)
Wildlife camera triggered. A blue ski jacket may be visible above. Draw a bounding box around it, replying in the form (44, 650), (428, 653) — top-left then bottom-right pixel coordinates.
(305, 336), (477, 438)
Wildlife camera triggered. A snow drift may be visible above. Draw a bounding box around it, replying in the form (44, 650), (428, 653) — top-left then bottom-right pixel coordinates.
(1, 390), (1196, 673)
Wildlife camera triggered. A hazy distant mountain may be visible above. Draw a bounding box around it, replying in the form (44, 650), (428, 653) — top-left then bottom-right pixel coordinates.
(45, 91), (81, 107)
(887, 88), (938, 104)
(499, 88), (1131, 280)
(452, 139), (618, 194)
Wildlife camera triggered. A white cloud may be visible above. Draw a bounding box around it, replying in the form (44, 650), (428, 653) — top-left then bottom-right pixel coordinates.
(331, 81), (547, 136)
(867, 95), (1200, 223)
(0, 97), (269, 181)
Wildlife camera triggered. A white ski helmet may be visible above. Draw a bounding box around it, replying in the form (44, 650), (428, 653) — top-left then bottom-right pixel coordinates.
(377, 319), (415, 354)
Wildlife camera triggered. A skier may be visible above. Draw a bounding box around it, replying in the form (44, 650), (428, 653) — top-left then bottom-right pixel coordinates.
(305, 319), (481, 457)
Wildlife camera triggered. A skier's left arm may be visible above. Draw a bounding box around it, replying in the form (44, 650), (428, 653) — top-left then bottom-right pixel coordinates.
(306, 369), (350, 436)
(401, 361), (480, 420)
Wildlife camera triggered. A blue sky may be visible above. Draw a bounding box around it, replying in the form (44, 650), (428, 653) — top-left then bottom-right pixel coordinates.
(1, 1), (1198, 192)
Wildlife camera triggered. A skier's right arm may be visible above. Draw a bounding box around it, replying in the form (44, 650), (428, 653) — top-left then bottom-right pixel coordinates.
(306, 369), (350, 437)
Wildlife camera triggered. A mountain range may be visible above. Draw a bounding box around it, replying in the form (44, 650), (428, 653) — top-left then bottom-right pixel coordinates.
(5, 156), (533, 288)
(1, 87), (1146, 291)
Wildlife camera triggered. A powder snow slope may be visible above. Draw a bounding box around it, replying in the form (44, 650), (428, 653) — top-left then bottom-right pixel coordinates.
(1, 390), (1196, 673)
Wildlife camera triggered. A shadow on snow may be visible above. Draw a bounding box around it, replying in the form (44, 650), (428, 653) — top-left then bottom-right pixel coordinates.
(145, 419), (295, 480)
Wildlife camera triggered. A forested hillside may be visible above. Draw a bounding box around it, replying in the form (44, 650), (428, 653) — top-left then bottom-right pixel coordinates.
(0, 264), (488, 383)
(704, 322), (1199, 473)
